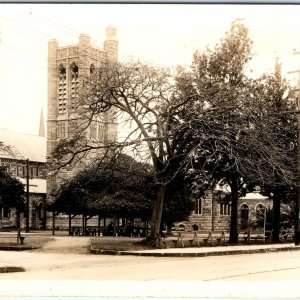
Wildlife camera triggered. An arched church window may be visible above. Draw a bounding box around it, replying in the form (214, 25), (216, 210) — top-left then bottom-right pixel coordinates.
(57, 121), (66, 138)
(70, 62), (79, 109)
(68, 120), (78, 136)
(58, 64), (66, 79)
(37, 202), (43, 220)
(256, 203), (265, 221)
(3, 206), (10, 219)
(90, 122), (97, 139)
(194, 198), (202, 215)
(70, 62), (79, 80)
(220, 202), (231, 215)
(98, 123), (105, 141)
(240, 204), (249, 229)
(58, 64), (67, 113)
(90, 64), (95, 74)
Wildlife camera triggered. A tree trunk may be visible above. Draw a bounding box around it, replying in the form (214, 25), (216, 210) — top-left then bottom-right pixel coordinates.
(149, 183), (166, 241)
(145, 220), (149, 236)
(82, 212), (85, 236)
(16, 209), (21, 244)
(68, 212), (72, 236)
(211, 193), (217, 231)
(113, 214), (117, 236)
(272, 196), (281, 243)
(98, 215), (101, 236)
(52, 211), (55, 236)
(229, 178), (239, 244)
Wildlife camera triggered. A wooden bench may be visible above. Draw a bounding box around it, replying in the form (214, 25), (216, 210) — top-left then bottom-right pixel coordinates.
(70, 227), (81, 236)
(242, 229), (272, 244)
(215, 231), (226, 245)
(171, 231), (227, 248)
(200, 231), (227, 246)
(70, 226), (98, 236)
(85, 227), (98, 236)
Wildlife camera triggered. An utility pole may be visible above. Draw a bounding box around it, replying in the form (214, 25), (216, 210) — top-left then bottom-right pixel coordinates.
(288, 51), (300, 245)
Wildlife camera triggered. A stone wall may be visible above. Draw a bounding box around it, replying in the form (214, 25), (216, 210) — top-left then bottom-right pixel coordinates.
(0, 193), (46, 230)
(175, 192), (271, 232)
(177, 192), (230, 232)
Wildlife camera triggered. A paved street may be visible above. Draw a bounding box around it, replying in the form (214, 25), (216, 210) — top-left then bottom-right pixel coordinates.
(1, 237), (300, 297)
(2, 246), (300, 281)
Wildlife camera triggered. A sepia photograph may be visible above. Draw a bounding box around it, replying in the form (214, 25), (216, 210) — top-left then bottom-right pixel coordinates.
(1, 2), (300, 298)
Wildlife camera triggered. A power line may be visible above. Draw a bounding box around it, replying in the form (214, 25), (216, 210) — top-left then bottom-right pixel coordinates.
(2, 14), (180, 68)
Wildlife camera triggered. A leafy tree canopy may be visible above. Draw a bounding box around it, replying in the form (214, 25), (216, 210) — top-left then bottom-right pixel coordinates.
(51, 154), (154, 216)
(0, 167), (25, 211)
(175, 22), (297, 243)
(51, 154), (195, 226)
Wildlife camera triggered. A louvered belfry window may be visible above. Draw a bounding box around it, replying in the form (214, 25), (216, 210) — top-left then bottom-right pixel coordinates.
(58, 64), (67, 113)
(70, 62), (79, 109)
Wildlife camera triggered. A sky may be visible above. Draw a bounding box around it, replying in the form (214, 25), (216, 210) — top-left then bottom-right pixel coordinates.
(1, 4), (300, 135)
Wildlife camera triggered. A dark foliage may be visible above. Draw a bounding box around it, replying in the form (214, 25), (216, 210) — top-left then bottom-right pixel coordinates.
(175, 22), (297, 243)
(0, 167), (25, 211)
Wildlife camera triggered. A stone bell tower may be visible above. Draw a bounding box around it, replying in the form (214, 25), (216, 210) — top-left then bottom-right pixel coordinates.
(47, 26), (118, 198)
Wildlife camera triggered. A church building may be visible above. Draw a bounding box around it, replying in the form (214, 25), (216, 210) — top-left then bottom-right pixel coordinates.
(175, 191), (272, 232)
(0, 25), (272, 234)
(0, 115), (47, 229)
(46, 27), (119, 229)
(44, 26), (272, 233)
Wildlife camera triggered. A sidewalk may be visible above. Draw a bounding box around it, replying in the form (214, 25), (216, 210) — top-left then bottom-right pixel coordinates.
(1, 231), (300, 258)
(91, 242), (300, 257)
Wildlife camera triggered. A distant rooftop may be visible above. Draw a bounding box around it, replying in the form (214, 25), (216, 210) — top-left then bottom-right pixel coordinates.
(0, 128), (46, 163)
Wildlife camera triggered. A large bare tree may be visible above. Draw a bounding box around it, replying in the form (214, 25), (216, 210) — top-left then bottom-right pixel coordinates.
(51, 22), (296, 246)
(51, 60), (198, 245)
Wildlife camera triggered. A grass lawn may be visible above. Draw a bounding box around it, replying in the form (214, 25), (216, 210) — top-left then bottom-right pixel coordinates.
(0, 233), (152, 251)
(0, 236), (54, 249)
(90, 237), (152, 251)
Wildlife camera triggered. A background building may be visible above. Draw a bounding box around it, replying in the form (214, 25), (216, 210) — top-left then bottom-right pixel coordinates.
(175, 191), (272, 232)
(0, 127), (47, 229)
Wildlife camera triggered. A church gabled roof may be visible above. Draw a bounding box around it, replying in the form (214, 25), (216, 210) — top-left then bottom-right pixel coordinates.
(0, 128), (46, 163)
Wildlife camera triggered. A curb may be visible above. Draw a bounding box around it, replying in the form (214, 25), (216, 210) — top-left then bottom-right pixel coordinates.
(0, 246), (38, 251)
(90, 245), (300, 257)
(0, 266), (25, 273)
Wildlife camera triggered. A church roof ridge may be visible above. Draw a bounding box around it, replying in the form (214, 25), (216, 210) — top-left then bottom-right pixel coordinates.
(0, 128), (46, 163)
